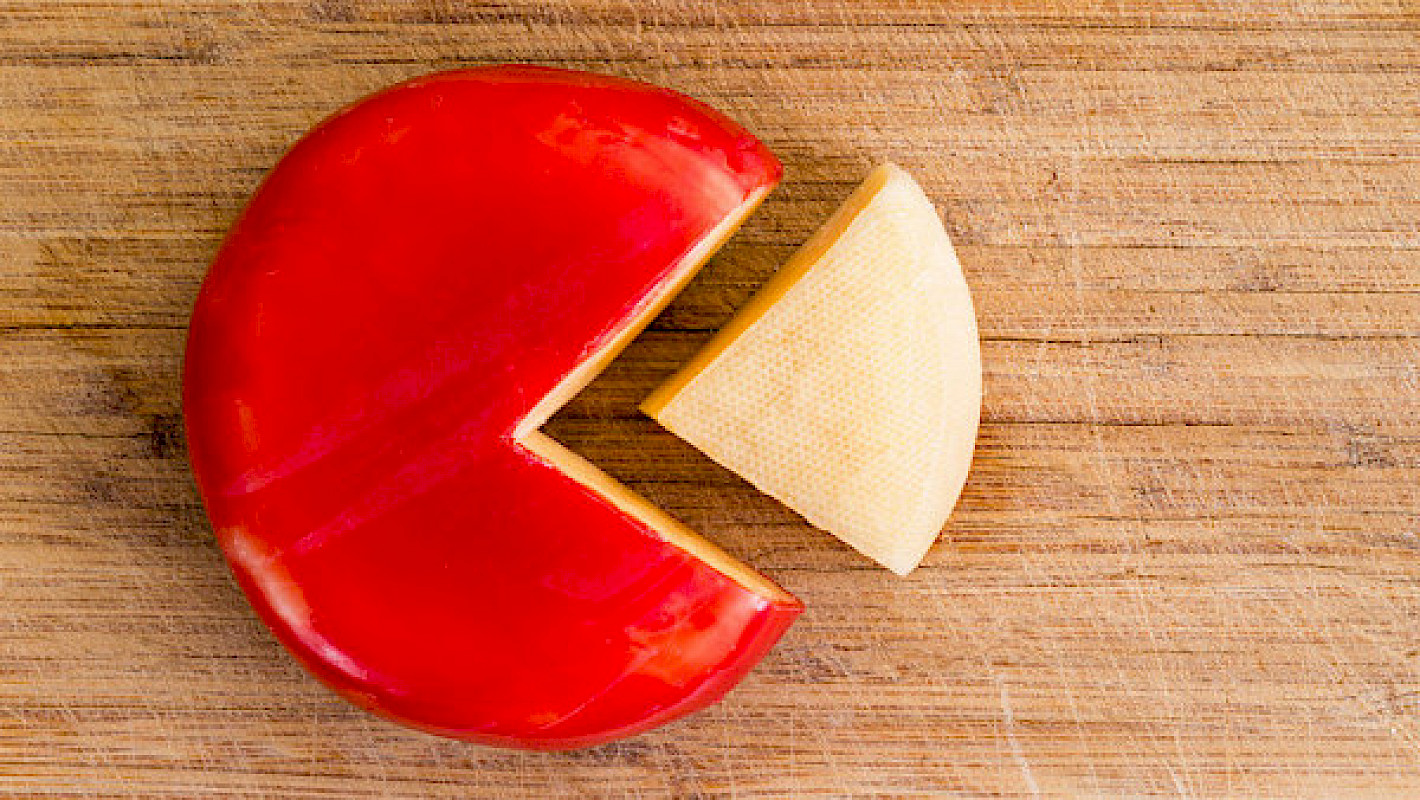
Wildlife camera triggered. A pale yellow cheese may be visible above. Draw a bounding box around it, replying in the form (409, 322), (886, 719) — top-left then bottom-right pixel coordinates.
(642, 164), (981, 575)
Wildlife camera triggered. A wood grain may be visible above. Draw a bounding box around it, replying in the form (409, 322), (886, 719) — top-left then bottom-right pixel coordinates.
(3, 1), (1420, 796)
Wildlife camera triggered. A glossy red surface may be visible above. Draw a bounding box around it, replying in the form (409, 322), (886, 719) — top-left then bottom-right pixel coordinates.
(184, 66), (801, 750)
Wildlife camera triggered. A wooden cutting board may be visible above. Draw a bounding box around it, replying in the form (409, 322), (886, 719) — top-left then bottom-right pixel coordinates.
(3, 1), (1419, 796)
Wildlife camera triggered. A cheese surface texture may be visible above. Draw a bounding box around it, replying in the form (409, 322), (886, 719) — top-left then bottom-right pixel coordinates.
(642, 164), (981, 575)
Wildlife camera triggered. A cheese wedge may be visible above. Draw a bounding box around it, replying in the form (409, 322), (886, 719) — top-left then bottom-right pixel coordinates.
(642, 163), (981, 575)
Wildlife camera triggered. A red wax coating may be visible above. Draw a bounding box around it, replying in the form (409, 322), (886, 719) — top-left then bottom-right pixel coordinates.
(184, 66), (801, 750)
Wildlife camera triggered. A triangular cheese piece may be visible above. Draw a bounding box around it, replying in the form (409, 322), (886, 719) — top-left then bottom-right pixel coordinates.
(642, 163), (981, 575)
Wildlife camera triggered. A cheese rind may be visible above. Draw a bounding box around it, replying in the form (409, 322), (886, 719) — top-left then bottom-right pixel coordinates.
(184, 66), (802, 750)
(643, 163), (981, 575)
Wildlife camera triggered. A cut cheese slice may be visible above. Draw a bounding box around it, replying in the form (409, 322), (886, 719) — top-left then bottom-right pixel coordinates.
(642, 163), (981, 575)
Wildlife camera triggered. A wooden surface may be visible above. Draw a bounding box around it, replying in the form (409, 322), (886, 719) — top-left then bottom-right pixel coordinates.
(3, 1), (1420, 796)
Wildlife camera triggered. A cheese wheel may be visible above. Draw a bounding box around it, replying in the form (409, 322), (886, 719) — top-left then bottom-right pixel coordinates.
(185, 66), (801, 750)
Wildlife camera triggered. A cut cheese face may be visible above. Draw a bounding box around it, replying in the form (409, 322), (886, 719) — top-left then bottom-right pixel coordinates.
(642, 163), (981, 575)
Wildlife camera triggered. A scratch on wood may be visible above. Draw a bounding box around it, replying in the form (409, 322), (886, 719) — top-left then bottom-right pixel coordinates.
(995, 674), (1041, 797)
